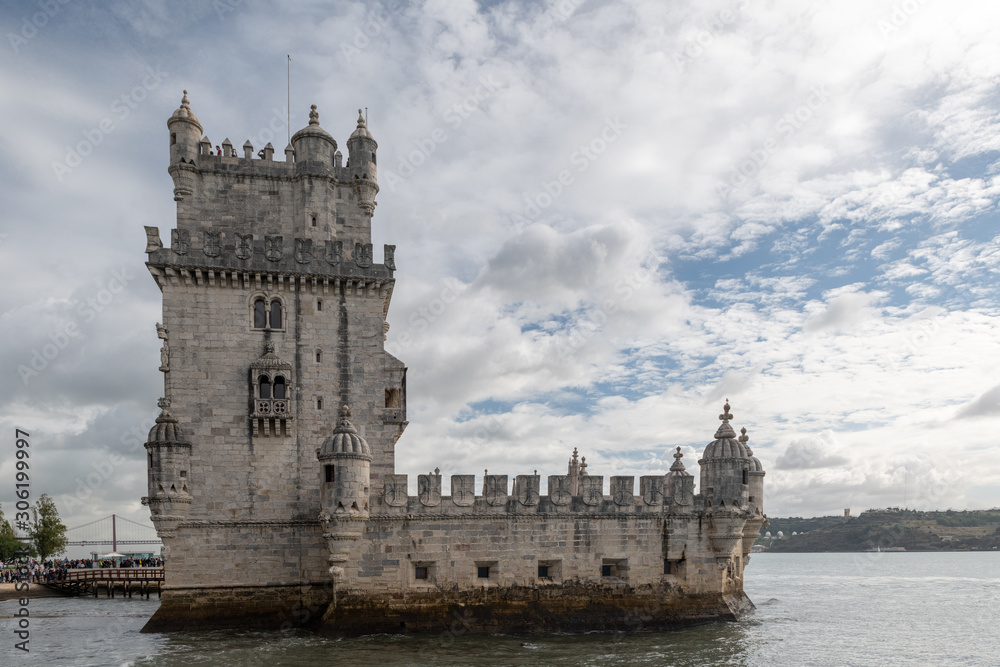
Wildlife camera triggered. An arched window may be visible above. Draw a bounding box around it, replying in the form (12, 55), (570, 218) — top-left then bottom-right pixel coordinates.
(270, 299), (282, 329)
(259, 376), (271, 399)
(273, 376), (286, 399)
(742, 469), (749, 485)
(253, 299), (266, 329)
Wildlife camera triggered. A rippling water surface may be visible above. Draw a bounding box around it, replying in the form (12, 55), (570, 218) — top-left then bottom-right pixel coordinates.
(2, 552), (998, 666)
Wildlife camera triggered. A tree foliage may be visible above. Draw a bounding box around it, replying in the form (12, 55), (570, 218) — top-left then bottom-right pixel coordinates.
(29, 495), (68, 561)
(0, 503), (27, 562)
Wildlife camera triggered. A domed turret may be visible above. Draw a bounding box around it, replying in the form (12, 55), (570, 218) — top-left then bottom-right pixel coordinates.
(290, 104), (338, 167)
(143, 401), (193, 536)
(698, 400), (752, 509)
(318, 405), (371, 518)
(167, 90), (203, 165)
(346, 109), (378, 215)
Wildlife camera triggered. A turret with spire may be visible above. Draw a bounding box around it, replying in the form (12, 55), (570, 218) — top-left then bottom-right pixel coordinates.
(698, 400), (753, 509)
(346, 108), (379, 215)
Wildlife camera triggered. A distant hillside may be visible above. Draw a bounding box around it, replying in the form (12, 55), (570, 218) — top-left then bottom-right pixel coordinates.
(758, 509), (1000, 552)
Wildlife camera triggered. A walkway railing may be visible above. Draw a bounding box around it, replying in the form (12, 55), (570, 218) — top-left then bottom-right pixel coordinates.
(42, 567), (164, 599)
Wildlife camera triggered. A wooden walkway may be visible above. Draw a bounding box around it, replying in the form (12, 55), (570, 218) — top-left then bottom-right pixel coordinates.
(42, 568), (164, 599)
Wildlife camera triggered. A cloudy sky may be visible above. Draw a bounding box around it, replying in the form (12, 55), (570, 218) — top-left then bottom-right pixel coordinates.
(2, 0), (1000, 544)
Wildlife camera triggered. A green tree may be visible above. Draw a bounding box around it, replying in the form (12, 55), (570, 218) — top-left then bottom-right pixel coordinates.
(29, 495), (67, 561)
(0, 503), (27, 561)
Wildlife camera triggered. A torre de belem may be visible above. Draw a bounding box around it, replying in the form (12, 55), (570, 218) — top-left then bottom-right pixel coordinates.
(140, 91), (767, 635)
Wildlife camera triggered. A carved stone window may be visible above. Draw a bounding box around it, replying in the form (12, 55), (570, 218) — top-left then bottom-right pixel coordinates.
(270, 299), (282, 329)
(250, 342), (293, 437)
(251, 296), (285, 331)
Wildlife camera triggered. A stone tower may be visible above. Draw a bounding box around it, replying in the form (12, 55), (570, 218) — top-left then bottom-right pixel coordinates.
(143, 92), (406, 630)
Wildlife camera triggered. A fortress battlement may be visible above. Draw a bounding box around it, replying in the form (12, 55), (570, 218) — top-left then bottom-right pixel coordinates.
(141, 91), (768, 637)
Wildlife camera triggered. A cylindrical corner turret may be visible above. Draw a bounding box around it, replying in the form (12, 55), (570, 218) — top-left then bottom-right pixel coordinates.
(167, 91), (203, 165)
(346, 109), (378, 215)
(318, 405), (372, 519)
(143, 403), (192, 537)
(698, 400), (752, 510)
(290, 104), (338, 168)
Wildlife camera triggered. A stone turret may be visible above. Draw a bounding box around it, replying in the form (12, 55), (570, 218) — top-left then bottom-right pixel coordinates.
(166, 91), (201, 204)
(142, 401), (192, 538)
(318, 405), (372, 519)
(698, 400), (751, 510)
(740, 427), (765, 516)
(290, 104), (337, 168)
(346, 109), (378, 215)
(738, 427), (768, 558)
(167, 90), (202, 165)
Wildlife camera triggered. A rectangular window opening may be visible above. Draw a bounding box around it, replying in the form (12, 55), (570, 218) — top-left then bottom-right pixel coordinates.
(415, 566), (428, 580)
(325, 465), (335, 483)
(385, 388), (401, 408)
(602, 558), (627, 579)
(477, 566), (490, 579)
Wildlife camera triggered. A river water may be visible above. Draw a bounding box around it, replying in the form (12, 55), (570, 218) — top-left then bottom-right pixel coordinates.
(1, 552), (998, 666)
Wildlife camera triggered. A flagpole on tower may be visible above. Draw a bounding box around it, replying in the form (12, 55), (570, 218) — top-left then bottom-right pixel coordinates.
(287, 55), (291, 146)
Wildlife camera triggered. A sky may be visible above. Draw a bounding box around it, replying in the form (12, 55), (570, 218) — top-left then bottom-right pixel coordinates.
(2, 0), (1000, 545)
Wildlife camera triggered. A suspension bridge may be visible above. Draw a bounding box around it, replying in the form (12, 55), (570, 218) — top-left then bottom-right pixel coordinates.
(18, 514), (162, 553)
